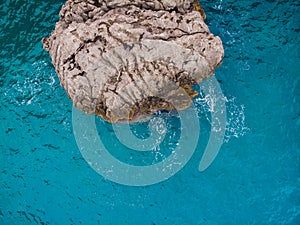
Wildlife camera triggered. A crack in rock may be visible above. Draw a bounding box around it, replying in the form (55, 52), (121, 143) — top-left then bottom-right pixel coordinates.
(42, 0), (224, 123)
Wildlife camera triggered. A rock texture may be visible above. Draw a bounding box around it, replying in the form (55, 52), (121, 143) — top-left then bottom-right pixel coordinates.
(42, 0), (224, 123)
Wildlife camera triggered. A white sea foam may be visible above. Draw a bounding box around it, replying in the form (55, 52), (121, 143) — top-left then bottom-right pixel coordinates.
(194, 90), (250, 142)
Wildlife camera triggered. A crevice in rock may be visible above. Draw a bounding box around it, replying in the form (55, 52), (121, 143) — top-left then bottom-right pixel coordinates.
(42, 0), (224, 123)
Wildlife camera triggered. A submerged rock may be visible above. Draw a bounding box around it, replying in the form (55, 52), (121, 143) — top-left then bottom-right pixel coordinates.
(42, 0), (224, 123)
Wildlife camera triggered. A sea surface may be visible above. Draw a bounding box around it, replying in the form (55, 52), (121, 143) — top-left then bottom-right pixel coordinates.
(0, 0), (299, 224)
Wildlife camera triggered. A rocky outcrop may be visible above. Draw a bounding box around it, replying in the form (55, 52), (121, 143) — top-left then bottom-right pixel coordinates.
(42, 0), (224, 123)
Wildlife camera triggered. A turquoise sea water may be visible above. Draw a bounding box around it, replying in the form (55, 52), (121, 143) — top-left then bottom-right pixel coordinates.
(1, 0), (299, 224)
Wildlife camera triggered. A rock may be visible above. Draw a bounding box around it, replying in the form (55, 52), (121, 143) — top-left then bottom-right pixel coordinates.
(42, 0), (224, 123)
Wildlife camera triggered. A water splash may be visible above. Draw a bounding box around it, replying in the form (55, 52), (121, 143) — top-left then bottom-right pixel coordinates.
(224, 97), (250, 142)
(194, 90), (250, 143)
(3, 60), (57, 107)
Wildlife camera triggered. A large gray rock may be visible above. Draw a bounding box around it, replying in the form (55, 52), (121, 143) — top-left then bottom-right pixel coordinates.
(42, 0), (224, 122)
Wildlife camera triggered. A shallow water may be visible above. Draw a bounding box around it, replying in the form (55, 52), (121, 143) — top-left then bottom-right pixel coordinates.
(1, 0), (299, 224)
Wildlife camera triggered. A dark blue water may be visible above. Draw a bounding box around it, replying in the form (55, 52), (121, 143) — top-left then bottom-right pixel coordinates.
(1, 0), (299, 224)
